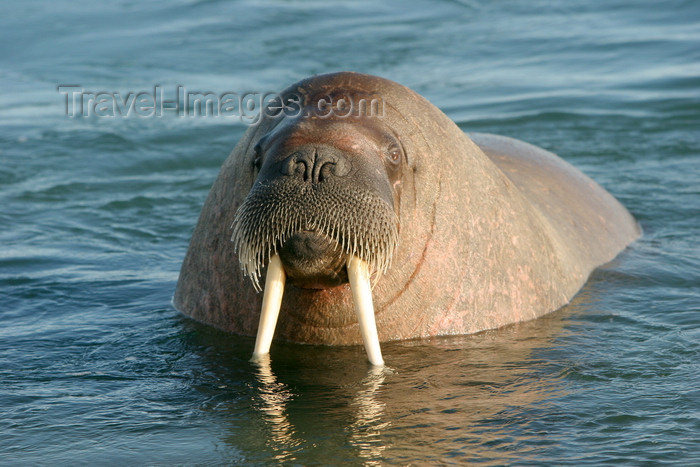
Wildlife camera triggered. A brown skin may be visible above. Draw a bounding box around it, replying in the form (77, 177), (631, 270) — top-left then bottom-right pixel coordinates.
(174, 72), (640, 345)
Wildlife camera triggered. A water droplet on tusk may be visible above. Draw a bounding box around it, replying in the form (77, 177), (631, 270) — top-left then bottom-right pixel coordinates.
(251, 254), (286, 361)
(347, 255), (385, 366)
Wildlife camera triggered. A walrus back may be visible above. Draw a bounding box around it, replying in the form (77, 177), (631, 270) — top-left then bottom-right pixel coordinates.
(469, 132), (641, 274)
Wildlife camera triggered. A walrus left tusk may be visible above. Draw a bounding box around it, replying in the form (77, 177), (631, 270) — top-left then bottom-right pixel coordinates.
(347, 255), (385, 366)
(251, 254), (286, 361)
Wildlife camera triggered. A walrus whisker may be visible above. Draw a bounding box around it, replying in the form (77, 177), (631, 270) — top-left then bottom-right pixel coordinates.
(231, 182), (398, 292)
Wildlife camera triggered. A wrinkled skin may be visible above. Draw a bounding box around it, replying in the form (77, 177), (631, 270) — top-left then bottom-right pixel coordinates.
(174, 72), (640, 345)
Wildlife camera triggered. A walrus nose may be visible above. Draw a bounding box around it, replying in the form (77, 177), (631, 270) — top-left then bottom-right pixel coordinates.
(280, 148), (350, 183)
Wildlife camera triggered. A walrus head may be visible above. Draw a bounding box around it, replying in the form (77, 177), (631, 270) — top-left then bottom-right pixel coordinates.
(231, 116), (401, 290)
(230, 92), (405, 365)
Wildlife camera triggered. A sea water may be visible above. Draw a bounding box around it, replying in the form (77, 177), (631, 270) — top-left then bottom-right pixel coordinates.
(1, 0), (698, 464)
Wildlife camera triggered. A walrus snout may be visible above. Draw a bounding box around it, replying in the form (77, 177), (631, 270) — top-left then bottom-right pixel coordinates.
(231, 127), (400, 293)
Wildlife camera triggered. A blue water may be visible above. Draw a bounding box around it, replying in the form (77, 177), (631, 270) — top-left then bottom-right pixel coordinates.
(2, 0), (699, 464)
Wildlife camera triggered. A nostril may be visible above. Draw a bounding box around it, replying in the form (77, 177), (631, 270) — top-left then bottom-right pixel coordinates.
(316, 160), (335, 183)
(299, 159), (310, 182)
(280, 148), (349, 183)
(281, 152), (308, 179)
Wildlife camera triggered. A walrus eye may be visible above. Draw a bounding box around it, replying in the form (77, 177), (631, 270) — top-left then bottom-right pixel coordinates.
(253, 143), (262, 169)
(386, 142), (402, 166)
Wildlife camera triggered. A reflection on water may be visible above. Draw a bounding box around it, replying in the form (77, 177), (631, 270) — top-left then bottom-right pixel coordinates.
(252, 355), (302, 463)
(347, 366), (390, 465)
(193, 292), (587, 464)
(251, 356), (393, 465)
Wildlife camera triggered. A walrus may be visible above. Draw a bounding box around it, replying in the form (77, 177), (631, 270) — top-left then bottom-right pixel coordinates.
(174, 72), (640, 365)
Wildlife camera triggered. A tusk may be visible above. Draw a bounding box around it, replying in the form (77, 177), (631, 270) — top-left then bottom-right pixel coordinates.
(251, 254), (286, 361)
(347, 255), (385, 366)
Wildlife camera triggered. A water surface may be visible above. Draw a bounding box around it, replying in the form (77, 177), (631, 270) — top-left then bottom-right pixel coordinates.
(1, 0), (699, 464)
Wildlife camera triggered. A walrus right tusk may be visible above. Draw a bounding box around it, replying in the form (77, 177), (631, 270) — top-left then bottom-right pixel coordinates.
(347, 255), (385, 367)
(251, 254), (286, 361)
